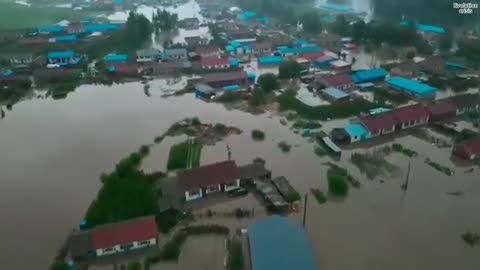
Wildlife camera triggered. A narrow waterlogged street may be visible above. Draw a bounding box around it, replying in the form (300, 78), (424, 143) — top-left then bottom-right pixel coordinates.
(1, 79), (480, 269)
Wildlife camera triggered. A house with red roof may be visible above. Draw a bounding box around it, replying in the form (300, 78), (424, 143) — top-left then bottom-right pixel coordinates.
(391, 103), (430, 130)
(196, 45), (222, 58)
(358, 112), (397, 137)
(69, 216), (158, 260)
(317, 74), (354, 90)
(177, 160), (241, 201)
(201, 57), (231, 70)
(453, 137), (480, 161)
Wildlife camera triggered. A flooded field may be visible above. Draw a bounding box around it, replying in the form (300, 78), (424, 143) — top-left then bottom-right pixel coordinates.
(1, 80), (479, 269)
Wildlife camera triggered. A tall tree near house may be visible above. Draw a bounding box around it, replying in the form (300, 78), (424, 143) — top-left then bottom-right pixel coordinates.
(257, 73), (280, 92)
(300, 11), (322, 34)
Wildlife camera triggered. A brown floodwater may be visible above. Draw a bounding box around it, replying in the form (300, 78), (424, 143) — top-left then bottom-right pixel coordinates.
(1, 80), (480, 270)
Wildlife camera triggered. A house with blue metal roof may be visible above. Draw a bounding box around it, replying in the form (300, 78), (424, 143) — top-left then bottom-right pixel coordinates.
(320, 3), (354, 13)
(38, 25), (64, 34)
(387, 77), (436, 97)
(104, 54), (128, 63)
(248, 216), (317, 270)
(277, 45), (321, 57)
(258, 56), (283, 66)
(345, 123), (368, 142)
(48, 51), (75, 64)
(400, 20), (446, 34)
(53, 35), (78, 43)
(84, 24), (119, 33)
(321, 87), (350, 103)
(352, 68), (388, 84)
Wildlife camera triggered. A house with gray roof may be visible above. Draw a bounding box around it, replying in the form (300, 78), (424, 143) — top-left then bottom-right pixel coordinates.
(136, 49), (161, 63)
(165, 48), (188, 60)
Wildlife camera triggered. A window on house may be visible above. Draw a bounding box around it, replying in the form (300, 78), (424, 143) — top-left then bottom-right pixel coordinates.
(207, 185), (218, 192)
(139, 240), (151, 246)
(189, 189), (200, 196)
(104, 247), (114, 252)
(120, 243), (133, 250)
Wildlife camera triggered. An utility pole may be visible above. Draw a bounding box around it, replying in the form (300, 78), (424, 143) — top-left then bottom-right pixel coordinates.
(302, 193), (308, 228)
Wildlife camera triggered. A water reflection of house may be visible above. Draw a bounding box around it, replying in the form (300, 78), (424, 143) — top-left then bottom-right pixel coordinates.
(248, 216), (317, 270)
(141, 60), (191, 76)
(178, 160), (241, 201)
(70, 216), (158, 261)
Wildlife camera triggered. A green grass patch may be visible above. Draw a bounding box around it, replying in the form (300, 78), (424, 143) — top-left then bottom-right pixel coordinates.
(167, 138), (202, 171)
(328, 174), (349, 197)
(392, 143), (418, 157)
(310, 188), (327, 204)
(277, 90), (378, 120)
(227, 239), (245, 270)
(425, 158), (454, 176)
(0, 3), (97, 30)
(277, 141), (291, 153)
(251, 129), (266, 141)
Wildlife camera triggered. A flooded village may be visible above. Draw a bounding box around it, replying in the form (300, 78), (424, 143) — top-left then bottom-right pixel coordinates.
(1, 0), (480, 270)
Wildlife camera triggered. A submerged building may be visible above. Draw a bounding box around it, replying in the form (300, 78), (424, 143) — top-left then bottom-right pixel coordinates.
(248, 216), (317, 270)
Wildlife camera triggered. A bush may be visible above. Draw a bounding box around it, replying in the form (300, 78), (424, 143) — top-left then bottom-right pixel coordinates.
(462, 231), (480, 246)
(228, 240), (245, 270)
(127, 261), (141, 270)
(277, 141), (291, 153)
(154, 135), (165, 144)
(328, 174), (349, 196)
(279, 60), (303, 79)
(257, 73), (280, 92)
(251, 129), (266, 141)
(217, 92), (241, 103)
(392, 143), (403, 152)
(213, 123), (228, 137)
(249, 87), (267, 107)
(156, 209), (181, 233)
(314, 146), (327, 157)
(311, 188), (327, 204)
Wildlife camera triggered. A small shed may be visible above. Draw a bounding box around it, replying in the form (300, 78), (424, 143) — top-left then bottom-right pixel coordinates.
(344, 123), (369, 142)
(271, 176), (300, 203)
(195, 83), (216, 100)
(321, 87), (350, 103)
(248, 216), (317, 270)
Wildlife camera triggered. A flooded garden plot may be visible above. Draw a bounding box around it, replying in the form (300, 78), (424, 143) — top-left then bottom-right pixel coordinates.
(151, 235), (227, 270)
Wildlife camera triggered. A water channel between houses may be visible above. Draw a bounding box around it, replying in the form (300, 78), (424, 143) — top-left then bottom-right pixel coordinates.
(1, 80), (479, 270)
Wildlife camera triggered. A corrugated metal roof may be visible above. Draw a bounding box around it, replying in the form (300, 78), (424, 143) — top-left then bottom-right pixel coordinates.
(387, 77), (436, 96)
(48, 51), (74, 58)
(177, 161), (240, 192)
(352, 68), (387, 83)
(322, 87), (349, 100)
(258, 56), (283, 65)
(248, 216), (317, 270)
(104, 54), (128, 62)
(345, 123), (368, 138)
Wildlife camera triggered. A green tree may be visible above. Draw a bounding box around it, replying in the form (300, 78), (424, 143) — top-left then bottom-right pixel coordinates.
(278, 60), (303, 79)
(438, 31), (453, 52)
(351, 21), (368, 41)
(49, 261), (68, 270)
(328, 175), (349, 196)
(300, 11), (322, 34)
(153, 9), (178, 32)
(249, 87), (267, 107)
(257, 73), (279, 92)
(331, 15), (349, 36)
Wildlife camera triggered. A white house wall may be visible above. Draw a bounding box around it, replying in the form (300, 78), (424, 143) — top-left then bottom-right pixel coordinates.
(95, 238), (156, 257)
(185, 188), (203, 201)
(224, 179), (240, 192)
